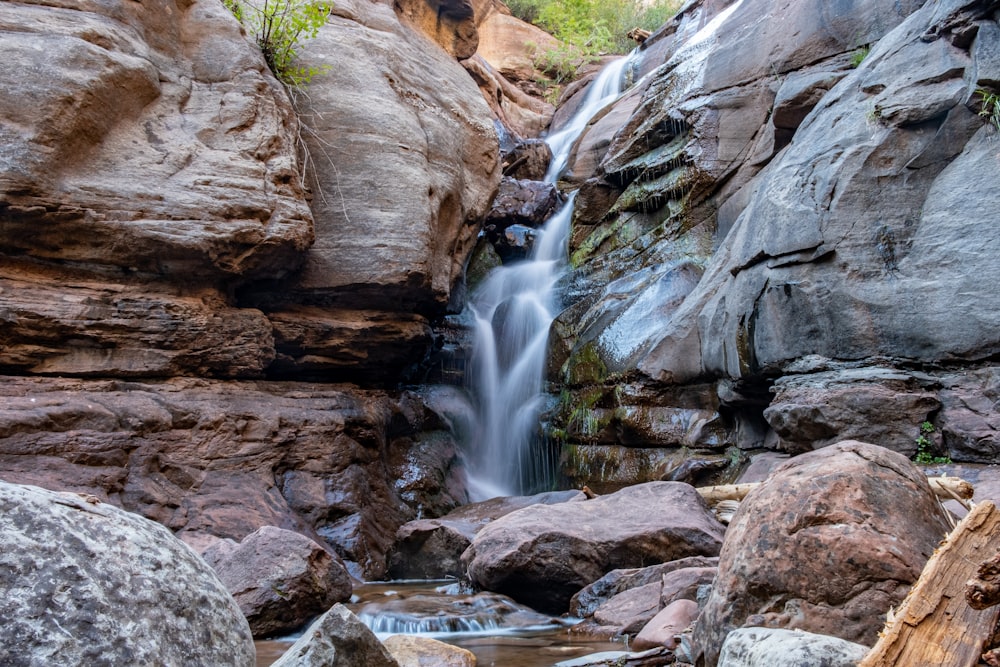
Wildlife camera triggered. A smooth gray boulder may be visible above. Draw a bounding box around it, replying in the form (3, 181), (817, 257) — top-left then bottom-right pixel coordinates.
(270, 604), (398, 667)
(0, 481), (254, 667)
(718, 627), (869, 667)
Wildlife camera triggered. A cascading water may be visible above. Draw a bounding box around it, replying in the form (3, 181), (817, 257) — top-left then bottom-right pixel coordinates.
(464, 53), (638, 501)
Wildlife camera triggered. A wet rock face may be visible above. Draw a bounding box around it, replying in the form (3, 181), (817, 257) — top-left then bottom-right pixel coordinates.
(0, 376), (466, 581)
(691, 441), (951, 666)
(462, 482), (725, 613)
(546, 0), (1000, 464)
(0, 481), (254, 667)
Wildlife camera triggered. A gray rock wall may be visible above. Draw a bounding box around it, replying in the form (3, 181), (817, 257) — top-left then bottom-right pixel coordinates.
(550, 0), (1000, 474)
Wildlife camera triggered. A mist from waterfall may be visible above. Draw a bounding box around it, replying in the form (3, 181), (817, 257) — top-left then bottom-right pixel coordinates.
(464, 54), (635, 501)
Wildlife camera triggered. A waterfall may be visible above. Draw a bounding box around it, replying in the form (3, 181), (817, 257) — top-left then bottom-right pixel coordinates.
(464, 54), (635, 501)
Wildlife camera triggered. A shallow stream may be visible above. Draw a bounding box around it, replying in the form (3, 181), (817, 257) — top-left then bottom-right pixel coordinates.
(255, 580), (621, 666)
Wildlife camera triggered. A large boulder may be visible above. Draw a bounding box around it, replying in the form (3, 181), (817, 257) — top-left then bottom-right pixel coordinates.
(203, 526), (353, 637)
(717, 627), (869, 667)
(462, 482), (725, 613)
(0, 481), (254, 666)
(691, 441), (951, 665)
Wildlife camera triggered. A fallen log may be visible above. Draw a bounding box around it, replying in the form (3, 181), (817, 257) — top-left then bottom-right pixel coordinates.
(859, 500), (1000, 667)
(696, 476), (973, 505)
(967, 552), (1000, 610)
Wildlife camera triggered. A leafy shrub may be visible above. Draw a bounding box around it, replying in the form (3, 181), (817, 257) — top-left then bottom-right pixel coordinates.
(913, 421), (951, 465)
(513, 0), (682, 56)
(223, 0), (331, 87)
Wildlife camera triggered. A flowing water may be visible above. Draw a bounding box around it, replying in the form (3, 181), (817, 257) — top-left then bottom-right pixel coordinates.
(464, 54), (636, 501)
(255, 581), (622, 667)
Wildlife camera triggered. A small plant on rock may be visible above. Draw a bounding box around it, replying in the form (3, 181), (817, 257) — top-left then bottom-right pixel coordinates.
(223, 0), (331, 87)
(913, 421), (951, 465)
(850, 45), (870, 68)
(977, 87), (1000, 133)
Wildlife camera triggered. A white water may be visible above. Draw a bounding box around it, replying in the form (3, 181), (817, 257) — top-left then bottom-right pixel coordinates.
(544, 54), (637, 183)
(465, 55), (634, 500)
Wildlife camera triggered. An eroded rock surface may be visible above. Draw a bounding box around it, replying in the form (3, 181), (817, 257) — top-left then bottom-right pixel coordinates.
(463, 482), (724, 613)
(547, 0), (1000, 478)
(204, 526), (353, 637)
(691, 441), (951, 665)
(0, 0), (312, 279)
(0, 376), (466, 580)
(0, 481), (254, 667)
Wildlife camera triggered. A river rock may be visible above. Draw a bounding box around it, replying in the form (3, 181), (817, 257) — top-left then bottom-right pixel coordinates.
(633, 599), (700, 650)
(484, 177), (565, 230)
(203, 526), (353, 637)
(571, 556), (719, 617)
(659, 566), (717, 606)
(690, 441), (952, 665)
(717, 627), (869, 667)
(0, 481), (254, 666)
(584, 564), (716, 637)
(388, 489), (585, 579)
(591, 582), (662, 636)
(271, 604), (398, 667)
(462, 482), (725, 613)
(383, 635), (476, 667)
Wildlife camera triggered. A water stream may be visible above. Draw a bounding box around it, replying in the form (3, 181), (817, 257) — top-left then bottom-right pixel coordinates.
(464, 54), (636, 501)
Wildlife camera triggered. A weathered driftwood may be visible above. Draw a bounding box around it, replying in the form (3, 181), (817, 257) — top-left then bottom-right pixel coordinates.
(967, 552), (1000, 610)
(859, 500), (1000, 667)
(695, 476), (974, 505)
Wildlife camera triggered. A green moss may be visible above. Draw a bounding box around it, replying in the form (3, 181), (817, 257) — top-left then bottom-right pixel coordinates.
(564, 341), (608, 386)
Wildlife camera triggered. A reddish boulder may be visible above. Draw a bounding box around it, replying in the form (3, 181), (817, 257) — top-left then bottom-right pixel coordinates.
(633, 599), (699, 650)
(691, 441), (951, 665)
(462, 482), (725, 613)
(571, 556), (719, 617)
(203, 526), (353, 637)
(387, 490), (584, 579)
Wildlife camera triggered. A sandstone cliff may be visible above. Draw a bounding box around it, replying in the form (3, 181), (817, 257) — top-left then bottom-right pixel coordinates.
(0, 0), (503, 579)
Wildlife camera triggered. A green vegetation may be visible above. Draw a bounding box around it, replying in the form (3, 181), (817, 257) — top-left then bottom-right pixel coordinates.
(222, 0), (331, 87)
(849, 45), (869, 68)
(514, 0), (682, 91)
(977, 88), (1000, 133)
(914, 421), (951, 465)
